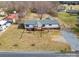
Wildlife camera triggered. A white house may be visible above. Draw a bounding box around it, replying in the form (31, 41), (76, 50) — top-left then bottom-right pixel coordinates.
(23, 17), (60, 30)
(0, 20), (11, 31)
(0, 8), (6, 16)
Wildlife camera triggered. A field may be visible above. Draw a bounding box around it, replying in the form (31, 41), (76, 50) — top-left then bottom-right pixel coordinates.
(0, 24), (71, 52)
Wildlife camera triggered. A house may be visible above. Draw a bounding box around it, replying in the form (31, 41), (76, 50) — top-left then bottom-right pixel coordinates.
(57, 5), (66, 12)
(0, 8), (6, 16)
(66, 10), (79, 15)
(5, 14), (18, 23)
(59, 1), (79, 5)
(0, 20), (11, 31)
(23, 17), (60, 31)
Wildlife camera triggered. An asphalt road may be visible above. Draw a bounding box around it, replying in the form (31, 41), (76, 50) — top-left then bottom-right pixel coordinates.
(0, 51), (79, 57)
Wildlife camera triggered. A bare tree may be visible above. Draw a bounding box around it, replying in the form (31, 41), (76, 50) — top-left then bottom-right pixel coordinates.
(0, 1), (59, 19)
(30, 1), (59, 19)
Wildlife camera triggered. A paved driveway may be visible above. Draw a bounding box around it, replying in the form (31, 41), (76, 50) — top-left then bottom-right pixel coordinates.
(61, 31), (79, 51)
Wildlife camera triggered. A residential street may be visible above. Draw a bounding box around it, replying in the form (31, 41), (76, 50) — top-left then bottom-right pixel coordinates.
(0, 51), (79, 57)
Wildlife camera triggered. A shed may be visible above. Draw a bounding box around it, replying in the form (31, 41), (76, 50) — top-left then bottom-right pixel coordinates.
(5, 14), (17, 23)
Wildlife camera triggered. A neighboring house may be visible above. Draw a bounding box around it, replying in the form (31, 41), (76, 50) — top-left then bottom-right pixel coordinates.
(5, 14), (18, 23)
(0, 20), (11, 31)
(66, 10), (79, 15)
(59, 1), (79, 5)
(0, 11), (5, 16)
(0, 8), (6, 16)
(57, 5), (66, 12)
(23, 17), (60, 30)
(0, 8), (6, 20)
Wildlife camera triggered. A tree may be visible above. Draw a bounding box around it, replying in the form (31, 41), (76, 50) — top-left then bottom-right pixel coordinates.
(0, 1), (59, 19)
(31, 1), (59, 19)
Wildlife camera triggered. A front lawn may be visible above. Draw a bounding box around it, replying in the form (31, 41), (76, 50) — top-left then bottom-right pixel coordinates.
(0, 24), (71, 52)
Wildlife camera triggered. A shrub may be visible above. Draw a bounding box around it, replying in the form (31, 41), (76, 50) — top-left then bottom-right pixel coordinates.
(72, 27), (79, 32)
(0, 15), (5, 17)
(60, 48), (68, 53)
(13, 44), (18, 47)
(31, 44), (35, 46)
(31, 8), (37, 13)
(18, 23), (25, 29)
(6, 8), (16, 14)
(0, 43), (2, 45)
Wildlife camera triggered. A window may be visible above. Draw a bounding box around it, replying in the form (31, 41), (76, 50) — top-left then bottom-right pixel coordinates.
(42, 24), (45, 27)
(26, 24), (29, 27)
(49, 24), (52, 26)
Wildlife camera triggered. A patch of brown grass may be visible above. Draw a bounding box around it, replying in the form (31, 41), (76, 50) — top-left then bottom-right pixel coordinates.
(0, 25), (71, 52)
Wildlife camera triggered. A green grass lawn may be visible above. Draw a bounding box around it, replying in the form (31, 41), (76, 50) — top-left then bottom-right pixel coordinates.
(58, 12), (77, 26)
(0, 25), (71, 52)
(0, 17), (5, 20)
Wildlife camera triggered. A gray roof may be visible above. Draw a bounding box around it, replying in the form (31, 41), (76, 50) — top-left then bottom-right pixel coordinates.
(24, 17), (59, 25)
(24, 19), (37, 25)
(41, 19), (59, 25)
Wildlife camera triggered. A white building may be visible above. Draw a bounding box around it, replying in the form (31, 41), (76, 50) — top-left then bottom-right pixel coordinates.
(0, 20), (11, 31)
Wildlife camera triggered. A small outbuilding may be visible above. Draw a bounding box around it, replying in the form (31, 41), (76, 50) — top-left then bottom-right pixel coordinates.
(5, 14), (18, 23)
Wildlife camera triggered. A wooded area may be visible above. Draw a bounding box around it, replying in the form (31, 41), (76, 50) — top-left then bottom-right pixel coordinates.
(0, 1), (59, 19)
